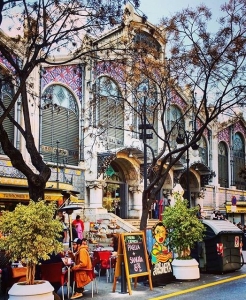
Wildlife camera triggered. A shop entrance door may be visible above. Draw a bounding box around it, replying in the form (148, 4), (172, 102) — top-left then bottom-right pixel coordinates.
(103, 182), (128, 218)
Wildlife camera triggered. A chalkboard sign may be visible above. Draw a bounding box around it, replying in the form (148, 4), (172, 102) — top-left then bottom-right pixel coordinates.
(124, 234), (147, 275)
(113, 232), (153, 295)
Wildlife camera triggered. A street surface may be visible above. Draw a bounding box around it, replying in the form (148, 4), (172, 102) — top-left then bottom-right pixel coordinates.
(1, 252), (246, 300)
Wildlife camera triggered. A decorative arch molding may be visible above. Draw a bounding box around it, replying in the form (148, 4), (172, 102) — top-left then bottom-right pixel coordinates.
(97, 151), (140, 184)
(179, 170), (199, 193)
(41, 65), (83, 100)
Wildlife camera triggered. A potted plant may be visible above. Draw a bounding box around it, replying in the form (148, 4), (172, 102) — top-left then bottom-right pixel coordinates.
(0, 200), (64, 299)
(162, 192), (205, 280)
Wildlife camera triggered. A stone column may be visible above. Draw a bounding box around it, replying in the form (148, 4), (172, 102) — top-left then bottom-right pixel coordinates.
(128, 185), (143, 219)
(84, 181), (108, 229)
(86, 180), (106, 209)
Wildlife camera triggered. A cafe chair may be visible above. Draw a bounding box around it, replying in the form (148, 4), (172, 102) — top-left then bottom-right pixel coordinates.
(40, 262), (68, 300)
(72, 258), (98, 298)
(11, 266), (27, 284)
(94, 251), (112, 282)
(100, 256), (117, 283)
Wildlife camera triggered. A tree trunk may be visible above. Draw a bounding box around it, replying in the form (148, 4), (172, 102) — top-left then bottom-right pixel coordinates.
(26, 262), (36, 285)
(140, 205), (149, 230)
(28, 178), (46, 201)
(0, 125), (50, 202)
(140, 187), (160, 230)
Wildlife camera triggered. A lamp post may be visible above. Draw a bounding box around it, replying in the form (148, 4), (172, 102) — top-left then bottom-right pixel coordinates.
(176, 129), (199, 207)
(56, 139), (59, 188)
(138, 87), (153, 190)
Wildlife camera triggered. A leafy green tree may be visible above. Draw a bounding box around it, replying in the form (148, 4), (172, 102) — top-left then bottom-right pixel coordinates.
(162, 192), (205, 259)
(0, 200), (63, 284)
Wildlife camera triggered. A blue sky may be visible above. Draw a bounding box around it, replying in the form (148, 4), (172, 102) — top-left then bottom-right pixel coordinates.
(138, 0), (227, 25)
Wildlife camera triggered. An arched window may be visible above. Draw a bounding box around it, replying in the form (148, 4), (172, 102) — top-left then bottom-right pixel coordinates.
(233, 133), (245, 190)
(218, 142), (228, 188)
(166, 105), (184, 149)
(95, 76), (124, 150)
(41, 85), (79, 166)
(199, 135), (208, 166)
(133, 80), (158, 153)
(133, 31), (161, 59)
(0, 79), (15, 154)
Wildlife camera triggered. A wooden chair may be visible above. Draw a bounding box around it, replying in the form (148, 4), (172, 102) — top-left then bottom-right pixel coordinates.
(40, 262), (67, 300)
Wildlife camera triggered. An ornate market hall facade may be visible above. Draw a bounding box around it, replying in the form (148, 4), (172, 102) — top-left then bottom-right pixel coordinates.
(0, 4), (246, 224)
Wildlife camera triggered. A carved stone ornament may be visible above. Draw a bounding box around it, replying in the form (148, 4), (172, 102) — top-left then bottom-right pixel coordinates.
(129, 185), (143, 193)
(86, 180), (106, 190)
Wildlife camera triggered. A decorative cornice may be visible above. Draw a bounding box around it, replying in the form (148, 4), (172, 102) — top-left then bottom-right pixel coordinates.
(129, 185), (143, 193)
(86, 180), (106, 189)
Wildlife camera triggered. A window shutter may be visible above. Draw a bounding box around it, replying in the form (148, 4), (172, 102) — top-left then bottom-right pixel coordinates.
(0, 93), (15, 154)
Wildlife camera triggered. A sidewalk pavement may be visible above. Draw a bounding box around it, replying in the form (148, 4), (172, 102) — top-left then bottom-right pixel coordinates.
(1, 251), (246, 300)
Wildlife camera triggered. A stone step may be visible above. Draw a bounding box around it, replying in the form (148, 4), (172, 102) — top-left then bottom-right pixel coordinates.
(123, 218), (159, 230)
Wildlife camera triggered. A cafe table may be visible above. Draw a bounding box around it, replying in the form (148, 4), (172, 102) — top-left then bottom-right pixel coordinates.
(62, 258), (73, 299)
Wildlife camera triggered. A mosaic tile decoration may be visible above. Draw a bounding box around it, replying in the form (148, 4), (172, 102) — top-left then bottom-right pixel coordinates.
(234, 120), (246, 138)
(41, 65), (83, 101)
(218, 126), (230, 144)
(0, 54), (16, 72)
(197, 118), (208, 138)
(170, 90), (187, 111)
(95, 61), (126, 87)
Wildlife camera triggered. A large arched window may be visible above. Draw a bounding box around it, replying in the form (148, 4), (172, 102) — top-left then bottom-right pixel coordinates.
(199, 135), (208, 166)
(133, 31), (161, 59)
(166, 105), (184, 149)
(41, 85), (79, 166)
(95, 76), (124, 150)
(218, 142), (229, 188)
(0, 79), (15, 154)
(233, 132), (245, 190)
(133, 80), (158, 153)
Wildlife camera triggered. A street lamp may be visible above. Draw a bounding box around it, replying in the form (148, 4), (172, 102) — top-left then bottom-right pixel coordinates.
(59, 191), (81, 248)
(176, 129), (199, 207)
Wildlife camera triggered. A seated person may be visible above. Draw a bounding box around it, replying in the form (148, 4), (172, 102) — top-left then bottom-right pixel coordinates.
(68, 238), (92, 299)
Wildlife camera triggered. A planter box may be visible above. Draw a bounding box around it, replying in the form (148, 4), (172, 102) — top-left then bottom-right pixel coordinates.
(8, 280), (54, 300)
(172, 258), (200, 280)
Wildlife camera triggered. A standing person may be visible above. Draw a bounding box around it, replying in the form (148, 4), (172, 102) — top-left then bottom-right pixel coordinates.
(196, 204), (203, 219)
(68, 238), (92, 299)
(58, 215), (68, 243)
(154, 200), (159, 219)
(72, 215), (84, 239)
(110, 234), (119, 252)
(71, 223), (78, 241)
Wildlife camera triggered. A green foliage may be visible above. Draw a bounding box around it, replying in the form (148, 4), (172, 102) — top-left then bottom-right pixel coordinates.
(162, 192), (205, 259)
(0, 200), (63, 284)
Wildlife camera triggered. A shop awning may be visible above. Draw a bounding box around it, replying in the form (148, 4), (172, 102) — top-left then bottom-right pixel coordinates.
(0, 191), (63, 201)
(226, 205), (246, 213)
